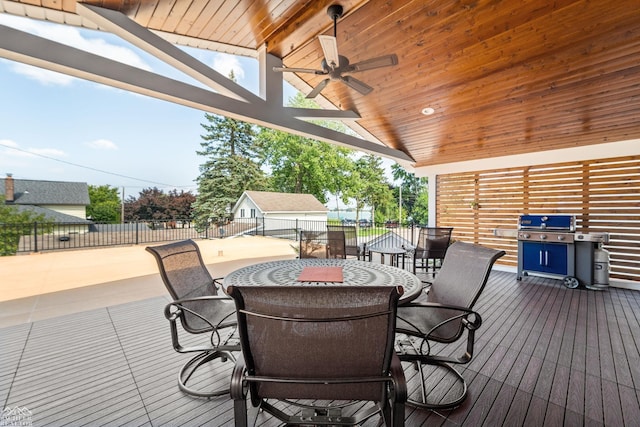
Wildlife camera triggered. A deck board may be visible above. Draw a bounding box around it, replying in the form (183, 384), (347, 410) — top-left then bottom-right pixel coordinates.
(1, 271), (639, 426)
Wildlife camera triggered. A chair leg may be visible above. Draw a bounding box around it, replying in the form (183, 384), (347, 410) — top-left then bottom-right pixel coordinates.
(233, 398), (249, 427)
(178, 350), (235, 398)
(393, 400), (405, 427)
(406, 360), (468, 410)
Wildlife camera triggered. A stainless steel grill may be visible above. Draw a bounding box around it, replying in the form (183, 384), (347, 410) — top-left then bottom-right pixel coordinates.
(495, 215), (609, 289)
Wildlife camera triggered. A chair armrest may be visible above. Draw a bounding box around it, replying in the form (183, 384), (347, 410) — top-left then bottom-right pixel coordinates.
(389, 352), (407, 403)
(164, 296), (237, 353)
(397, 302), (482, 338)
(165, 296), (236, 326)
(230, 357), (247, 400)
(213, 277), (226, 292)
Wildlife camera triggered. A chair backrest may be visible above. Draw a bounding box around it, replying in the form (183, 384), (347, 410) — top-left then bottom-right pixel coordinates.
(327, 230), (346, 258)
(327, 225), (359, 257)
(228, 285), (402, 401)
(146, 239), (220, 332)
(415, 227), (453, 259)
(299, 230), (328, 258)
(426, 241), (505, 341)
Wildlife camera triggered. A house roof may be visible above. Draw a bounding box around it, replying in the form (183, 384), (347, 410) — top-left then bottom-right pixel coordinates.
(7, 205), (93, 224)
(2, 178), (90, 206)
(238, 191), (328, 214)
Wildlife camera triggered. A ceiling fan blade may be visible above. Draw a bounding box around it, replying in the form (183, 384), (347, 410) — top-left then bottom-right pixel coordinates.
(272, 66), (327, 75)
(349, 54), (398, 72)
(340, 76), (373, 95)
(306, 79), (330, 99)
(318, 35), (340, 68)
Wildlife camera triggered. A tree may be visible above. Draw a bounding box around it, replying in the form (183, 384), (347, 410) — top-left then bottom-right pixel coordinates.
(124, 187), (196, 222)
(341, 155), (393, 224)
(166, 189), (196, 222)
(258, 92), (353, 204)
(0, 205), (51, 256)
(391, 163), (428, 224)
(193, 74), (268, 226)
(87, 185), (121, 223)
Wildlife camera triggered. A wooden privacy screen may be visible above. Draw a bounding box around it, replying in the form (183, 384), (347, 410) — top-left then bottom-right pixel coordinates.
(436, 156), (640, 282)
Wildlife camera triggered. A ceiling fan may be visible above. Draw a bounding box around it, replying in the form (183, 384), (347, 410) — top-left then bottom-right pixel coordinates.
(273, 4), (398, 99)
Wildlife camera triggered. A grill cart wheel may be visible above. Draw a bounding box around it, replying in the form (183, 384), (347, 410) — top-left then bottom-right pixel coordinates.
(563, 276), (580, 289)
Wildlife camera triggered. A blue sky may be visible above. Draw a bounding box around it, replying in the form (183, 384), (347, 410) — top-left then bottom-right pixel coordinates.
(0, 13), (298, 195)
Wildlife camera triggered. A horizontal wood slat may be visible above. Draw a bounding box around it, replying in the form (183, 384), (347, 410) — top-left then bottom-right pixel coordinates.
(437, 155), (640, 282)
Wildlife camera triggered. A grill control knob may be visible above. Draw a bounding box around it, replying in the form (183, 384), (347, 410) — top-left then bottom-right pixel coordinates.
(522, 233), (530, 239)
(558, 235), (565, 241)
(540, 234), (547, 240)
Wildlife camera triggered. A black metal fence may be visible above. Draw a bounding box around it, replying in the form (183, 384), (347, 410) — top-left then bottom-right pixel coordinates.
(1, 217), (422, 255)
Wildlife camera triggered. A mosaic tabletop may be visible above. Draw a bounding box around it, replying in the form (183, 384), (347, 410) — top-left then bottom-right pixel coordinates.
(225, 259), (422, 303)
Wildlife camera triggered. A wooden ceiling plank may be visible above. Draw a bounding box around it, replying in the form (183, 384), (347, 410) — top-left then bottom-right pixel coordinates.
(156, 0), (193, 32)
(199, 1), (249, 43)
(147, 0), (178, 29)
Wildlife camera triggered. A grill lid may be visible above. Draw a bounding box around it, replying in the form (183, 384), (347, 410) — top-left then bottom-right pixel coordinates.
(518, 215), (575, 231)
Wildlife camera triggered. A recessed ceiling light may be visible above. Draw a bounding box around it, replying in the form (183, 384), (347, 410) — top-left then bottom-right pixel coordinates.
(422, 107), (435, 116)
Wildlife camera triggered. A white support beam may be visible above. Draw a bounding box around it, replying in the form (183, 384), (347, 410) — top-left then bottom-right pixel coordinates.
(258, 45), (282, 106)
(0, 23), (413, 162)
(76, 3), (261, 103)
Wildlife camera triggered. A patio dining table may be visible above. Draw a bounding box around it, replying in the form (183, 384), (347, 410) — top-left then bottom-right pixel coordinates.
(224, 258), (423, 304)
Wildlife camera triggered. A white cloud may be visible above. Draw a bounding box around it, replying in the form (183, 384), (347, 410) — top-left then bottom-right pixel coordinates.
(212, 53), (245, 80)
(0, 140), (67, 158)
(0, 139), (19, 149)
(0, 14), (152, 85)
(9, 62), (76, 86)
(86, 139), (118, 150)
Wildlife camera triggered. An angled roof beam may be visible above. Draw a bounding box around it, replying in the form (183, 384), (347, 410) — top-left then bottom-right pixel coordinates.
(76, 3), (261, 104)
(0, 24), (412, 162)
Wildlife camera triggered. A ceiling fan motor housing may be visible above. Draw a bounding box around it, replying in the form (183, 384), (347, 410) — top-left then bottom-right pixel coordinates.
(327, 5), (344, 21)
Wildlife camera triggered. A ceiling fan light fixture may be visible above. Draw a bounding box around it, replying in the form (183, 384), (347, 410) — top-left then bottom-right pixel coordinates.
(422, 107), (436, 116)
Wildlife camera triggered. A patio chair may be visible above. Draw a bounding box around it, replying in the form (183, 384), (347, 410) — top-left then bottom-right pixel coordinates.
(412, 227), (453, 275)
(327, 229), (347, 258)
(395, 241), (505, 410)
(228, 285), (407, 426)
(299, 230), (327, 258)
(327, 224), (367, 259)
(300, 230), (346, 258)
(146, 239), (240, 398)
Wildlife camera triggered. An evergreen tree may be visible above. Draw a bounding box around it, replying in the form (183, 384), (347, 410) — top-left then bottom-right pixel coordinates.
(193, 77), (267, 226)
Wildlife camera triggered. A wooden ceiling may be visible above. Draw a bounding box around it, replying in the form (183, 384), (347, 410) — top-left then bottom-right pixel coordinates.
(3, 0), (640, 168)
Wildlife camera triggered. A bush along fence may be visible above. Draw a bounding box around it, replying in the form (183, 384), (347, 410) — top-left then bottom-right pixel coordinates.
(0, 217), (424, 255)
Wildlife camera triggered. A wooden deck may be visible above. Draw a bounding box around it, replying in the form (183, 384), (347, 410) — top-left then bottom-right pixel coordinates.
(1, 271), (639, 426)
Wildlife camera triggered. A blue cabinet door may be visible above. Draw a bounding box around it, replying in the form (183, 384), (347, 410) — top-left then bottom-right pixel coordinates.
(522, 242), (568, 275)
(544, 243), (568, 275)
(522, 242), (545, 271)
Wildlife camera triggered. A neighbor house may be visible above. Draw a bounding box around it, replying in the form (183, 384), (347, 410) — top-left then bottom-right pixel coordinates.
(1, 174), (92, 232)
(233, 190), (327, 221)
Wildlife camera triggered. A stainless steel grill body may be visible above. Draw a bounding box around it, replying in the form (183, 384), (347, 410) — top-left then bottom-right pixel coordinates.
(517, 215), (576, 284)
